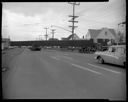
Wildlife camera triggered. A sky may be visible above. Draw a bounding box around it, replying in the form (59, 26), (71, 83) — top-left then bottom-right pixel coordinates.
(2, 0), (126, 41)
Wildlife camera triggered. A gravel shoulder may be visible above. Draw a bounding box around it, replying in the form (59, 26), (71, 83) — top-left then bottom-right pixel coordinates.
(2, 48), (24, 71)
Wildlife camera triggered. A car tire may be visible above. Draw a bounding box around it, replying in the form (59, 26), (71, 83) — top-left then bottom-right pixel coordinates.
(2, 67), (8, 72)
(98, 57), (104, 64)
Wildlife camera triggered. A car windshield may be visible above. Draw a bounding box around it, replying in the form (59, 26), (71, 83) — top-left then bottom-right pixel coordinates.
(108, 47), (116, 52)
(117, 47), (126, 54)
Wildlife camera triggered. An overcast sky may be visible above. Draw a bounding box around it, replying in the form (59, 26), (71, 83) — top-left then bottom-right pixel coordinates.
(2, 0), (126, 41)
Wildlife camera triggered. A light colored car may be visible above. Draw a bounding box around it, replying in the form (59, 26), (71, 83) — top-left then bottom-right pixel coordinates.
(94, 45), (126, 67)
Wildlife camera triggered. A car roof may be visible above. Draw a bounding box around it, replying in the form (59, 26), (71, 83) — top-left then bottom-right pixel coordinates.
(110, 45), (126, 48)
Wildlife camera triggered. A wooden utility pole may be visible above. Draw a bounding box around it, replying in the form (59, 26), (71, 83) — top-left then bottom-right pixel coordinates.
(44, 27), (48, 41)
(39, 35), (43, 40)
(68, 2), (80, 40)
(51, 29), (56, 39)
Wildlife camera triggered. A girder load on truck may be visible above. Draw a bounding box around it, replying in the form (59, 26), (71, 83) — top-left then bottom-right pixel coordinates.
(10, 39), (109, 53)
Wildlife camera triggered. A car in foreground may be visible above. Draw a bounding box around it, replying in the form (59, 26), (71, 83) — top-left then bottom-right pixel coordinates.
(94, 45), (126, 67)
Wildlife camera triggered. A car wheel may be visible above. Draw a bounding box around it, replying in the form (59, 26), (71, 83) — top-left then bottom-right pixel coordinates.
(2, 67), (8, 72)
(98, 57), (104, 64)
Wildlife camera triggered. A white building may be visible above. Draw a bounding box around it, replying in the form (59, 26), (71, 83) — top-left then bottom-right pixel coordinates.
(85, 28), (117, 45)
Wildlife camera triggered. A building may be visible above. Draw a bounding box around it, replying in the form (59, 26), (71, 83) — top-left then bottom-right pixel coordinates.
(61, 34), (80, 40)
(2, 38), (10, 50)
(85, 28), (117, 45)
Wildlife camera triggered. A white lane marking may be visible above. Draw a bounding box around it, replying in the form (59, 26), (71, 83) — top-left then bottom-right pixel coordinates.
(71, 63), (102, 75)
(62, 56), (72, 60)
(64, 53), (69, 56)
(88, 63), (121, 74)
(51, 56), (60, 60)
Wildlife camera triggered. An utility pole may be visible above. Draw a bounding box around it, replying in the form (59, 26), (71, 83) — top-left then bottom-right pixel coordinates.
(68, 2), (80, 40)
(39, 35), (43, 40)
(51, 29), (56, 39)
(44, 27), (48, 41)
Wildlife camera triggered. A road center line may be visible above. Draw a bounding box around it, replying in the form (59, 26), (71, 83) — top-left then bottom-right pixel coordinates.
(71, 63), (102, 75)
(88, 63), (121, 74)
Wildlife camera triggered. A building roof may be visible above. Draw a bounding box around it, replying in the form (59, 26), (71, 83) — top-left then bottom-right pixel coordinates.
(61, 38), (68, 40)
(61, 34), (80, 40)
(67, 34), (80, 40)
(88, 28), (117, 39)
(108, 29), (117, 37)
(88, 29), (101, 39)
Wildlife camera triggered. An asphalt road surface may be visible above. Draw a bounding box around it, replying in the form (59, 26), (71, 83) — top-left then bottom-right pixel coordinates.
(2, 48), (126, 100)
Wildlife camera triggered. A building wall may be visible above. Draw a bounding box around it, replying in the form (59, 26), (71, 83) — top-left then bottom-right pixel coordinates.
(86, 28), (117, 45)
(96, 28), (115, 40)
(96, 28), (116, 45)
(85, 32), (91, 40)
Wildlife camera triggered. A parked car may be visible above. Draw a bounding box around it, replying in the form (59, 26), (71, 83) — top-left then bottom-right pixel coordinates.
(94, 45), (126, 67)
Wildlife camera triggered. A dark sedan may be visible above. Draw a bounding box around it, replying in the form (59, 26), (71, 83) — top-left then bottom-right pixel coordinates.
(30, 44), (41, 51)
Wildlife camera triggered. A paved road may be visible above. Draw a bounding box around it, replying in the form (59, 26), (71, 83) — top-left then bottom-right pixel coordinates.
(2, 48), (126, 100)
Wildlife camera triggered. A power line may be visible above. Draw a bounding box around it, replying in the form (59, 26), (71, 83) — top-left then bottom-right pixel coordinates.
(51, 25), (72, 33)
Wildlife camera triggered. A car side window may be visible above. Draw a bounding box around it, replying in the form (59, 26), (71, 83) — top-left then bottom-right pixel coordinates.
(111, 47), (116, 52)
(108, 47), (112, 52)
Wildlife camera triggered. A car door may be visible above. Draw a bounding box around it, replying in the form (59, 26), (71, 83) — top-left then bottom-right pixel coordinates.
(114, 47), (125, 66)
(108, 47), (117, 64)
(101, 47), (115, 64)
